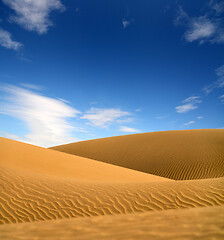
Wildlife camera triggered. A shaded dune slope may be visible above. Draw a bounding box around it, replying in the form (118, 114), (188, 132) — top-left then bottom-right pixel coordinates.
(0, 167), (223, 224)
(0, 205), (223, 240)
(51, 129), (224, 180)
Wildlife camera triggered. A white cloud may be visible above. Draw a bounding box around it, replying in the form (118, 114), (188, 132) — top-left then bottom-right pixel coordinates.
(175, 3), (224, 44)
(116, 117), (134, 124)
(219, 94), (224, 103)
(122, 20), (130, 29)
(119, 126), (140, 133)
(184, 120), (195, 126)
(197, 116), (204, 119)
(185, 17), (216, 43)
(0, 85), (81, 147)
(0, 28), (22, 50)
(182, 96), (201, 103)
(2, 0), (65, 34)
(176, 104), (198, 113)
(81, 108), (131, 128)
(176, 96), (202, 113)
(203, 64), (224, 94)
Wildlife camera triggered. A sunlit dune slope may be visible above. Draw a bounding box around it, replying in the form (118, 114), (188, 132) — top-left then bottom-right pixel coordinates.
(0, 137), (167, 183)
(0, 166), (223, 224)
(51, 129), (224, 180)
(1, 135), (224, 228)
(0, 205), (223, 240)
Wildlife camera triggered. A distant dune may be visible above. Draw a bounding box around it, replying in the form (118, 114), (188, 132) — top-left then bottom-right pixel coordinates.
(0, 130), (224, 239)
(51, 129), (224, 180)
(0, 137), (166, 183)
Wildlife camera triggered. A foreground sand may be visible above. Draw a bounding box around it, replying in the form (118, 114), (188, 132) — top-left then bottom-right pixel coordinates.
(52, 129), (224, 180)
(1, 205), (223, 240)
(1, 129), (224, 239)
(1, 166), (223, 223)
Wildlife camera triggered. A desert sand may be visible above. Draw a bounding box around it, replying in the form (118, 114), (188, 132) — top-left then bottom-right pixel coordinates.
(51, 129), (224, 180)
(0, 129), (224, 239)
(1, 205), (223, 240)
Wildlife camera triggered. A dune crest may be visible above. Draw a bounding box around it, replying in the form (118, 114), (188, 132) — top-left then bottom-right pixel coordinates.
(51, 129), (224, 180)
(0, 137), (167, 183)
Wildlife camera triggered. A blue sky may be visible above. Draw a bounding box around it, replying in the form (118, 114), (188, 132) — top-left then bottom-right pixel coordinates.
(0, 0), (224, 147)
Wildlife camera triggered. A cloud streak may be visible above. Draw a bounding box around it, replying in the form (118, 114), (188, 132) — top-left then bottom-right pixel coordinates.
(176, 96), (202, 113)
(0, 28), (22, 50)
(2, 0), (65, 34)
(219, 94), (224, 103)
(0, 85), (80, 147)
(203, 64), (224, 94)
(81, 108), (131, 128)
(119, 126), (140, 133)
(184, 120), (195, 126)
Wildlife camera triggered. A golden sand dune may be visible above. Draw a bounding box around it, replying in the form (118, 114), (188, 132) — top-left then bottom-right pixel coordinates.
(0, 205), (223, 240)
(0, 166), (223, 224)
(0, 137), (167, 183)
(0, 130), (224, 239)
(51, 129), (224, 180)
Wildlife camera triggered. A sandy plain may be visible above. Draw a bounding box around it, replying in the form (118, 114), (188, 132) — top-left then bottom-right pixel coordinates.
(0, 129), (224, 239)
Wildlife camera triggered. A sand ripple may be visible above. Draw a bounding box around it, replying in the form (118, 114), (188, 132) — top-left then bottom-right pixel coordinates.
(0, 167), (223, 224)
(0, 205), (223, 240)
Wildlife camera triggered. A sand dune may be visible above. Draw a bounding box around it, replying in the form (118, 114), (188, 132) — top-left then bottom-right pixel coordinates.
(1, 130), (224, 239)
(0, 205), (223, 240)
(51, 129), (224, 180)
(0, 137), (167, 183)
(0, 165), (223, 224)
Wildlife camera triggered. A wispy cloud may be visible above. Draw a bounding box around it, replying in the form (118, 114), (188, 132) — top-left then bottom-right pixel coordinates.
(175, 2), (224, 44)
(81, 108), (131, 128)
(0, 28), (22, 50)
(218, 94), (224, 103)
(185, 17), (216, 43)
(197, 116), (204, 119)
(203, 64), (224, 94)
(176, 96), (202, 113)
(184, 120), (195, 126)
(20, 83), (43, 91)
(119, 126), (140, 133)
(116, 117), (134, 124)
(0, 85), (80, 147)
(122, 19), (131, 29)
(2, 0), (65, 34)
(209, 0), (224, 15)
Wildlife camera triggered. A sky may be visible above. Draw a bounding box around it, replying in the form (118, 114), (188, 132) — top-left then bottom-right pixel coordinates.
(0, 0), (224, 147)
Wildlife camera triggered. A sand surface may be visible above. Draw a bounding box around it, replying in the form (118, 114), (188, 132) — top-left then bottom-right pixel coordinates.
(1, 129), (224, 239)
(1, 167), (223, 224)
(1, 205), (223, 240)
(0, 137), (167, 183)
(52, 129), (224, 180)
